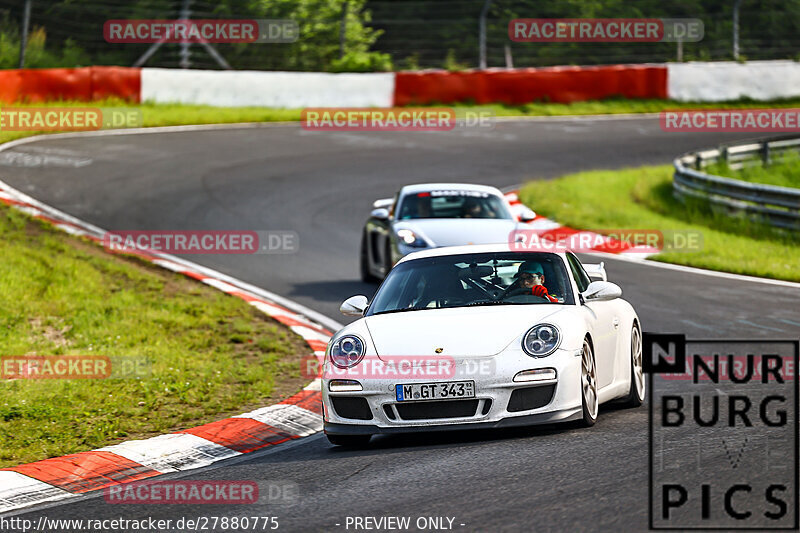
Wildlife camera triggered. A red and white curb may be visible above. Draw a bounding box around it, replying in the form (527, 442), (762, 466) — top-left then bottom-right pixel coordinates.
(0, 179), (336, 514)
(504, 191), (660, 258)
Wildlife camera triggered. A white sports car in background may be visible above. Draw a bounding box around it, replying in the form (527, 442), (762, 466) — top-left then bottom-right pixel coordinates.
(324, 245), (645, 447)
(360, 183), (536, 281)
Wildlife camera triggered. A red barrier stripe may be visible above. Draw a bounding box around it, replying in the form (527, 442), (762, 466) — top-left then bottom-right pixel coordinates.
(90, 66), (141, 102)
(394, 65), (667, 106)
(3, 451), (160, 493)
(179, 418), (296, 453)
(0, 66), (140, 104)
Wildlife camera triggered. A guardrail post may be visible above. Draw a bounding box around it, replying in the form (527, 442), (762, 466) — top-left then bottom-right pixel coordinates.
(761, 142), (771, 165)
(694, 154), (703, 170)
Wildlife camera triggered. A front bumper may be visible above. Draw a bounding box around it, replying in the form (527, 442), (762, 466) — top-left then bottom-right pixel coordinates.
(325, 407), (582, 435)
(322, 347), (583, 436)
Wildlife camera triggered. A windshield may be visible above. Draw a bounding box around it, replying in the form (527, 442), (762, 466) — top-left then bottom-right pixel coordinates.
(396, 190), (512, 220)
(367, 252), (574, 316)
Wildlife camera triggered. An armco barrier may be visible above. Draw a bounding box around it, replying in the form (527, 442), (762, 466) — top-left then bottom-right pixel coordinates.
(673, 136), (800, 231)
(0, 66), (140, 104)
(394, 65), (667, 106)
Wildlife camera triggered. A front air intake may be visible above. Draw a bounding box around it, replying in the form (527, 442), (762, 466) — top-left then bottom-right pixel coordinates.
(331, 397), (373, 420)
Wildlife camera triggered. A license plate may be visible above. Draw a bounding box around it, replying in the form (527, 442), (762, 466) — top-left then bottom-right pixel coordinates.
(395, 381), (475, 402)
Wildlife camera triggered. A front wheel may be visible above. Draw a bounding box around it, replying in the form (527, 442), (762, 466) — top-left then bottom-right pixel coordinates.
(326, 434), (371, 447)
(579, 338), (598, 427)
(621, 322), (645, 407)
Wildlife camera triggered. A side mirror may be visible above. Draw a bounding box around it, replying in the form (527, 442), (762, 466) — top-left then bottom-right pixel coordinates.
(373, 198), (393, 209)
(518, 208), (536, 223)
(340, 295), (369, 317)
(370, 208), (389, 220)
(582, 281), (622, 302)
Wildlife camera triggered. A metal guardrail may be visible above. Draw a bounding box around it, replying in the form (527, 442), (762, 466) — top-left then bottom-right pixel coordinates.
(673, 136), (800, 231)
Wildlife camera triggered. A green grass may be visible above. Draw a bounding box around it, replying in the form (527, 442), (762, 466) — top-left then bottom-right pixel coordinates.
(518, 165), (800, 281)
(4, 97), (800, 146)
(705, 151), (800, 189)
(0, 100), (302, 145)
(0, 205), (311, 468)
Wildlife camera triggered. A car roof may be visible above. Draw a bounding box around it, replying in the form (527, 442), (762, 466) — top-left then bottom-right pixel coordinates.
(399, 183), (505, 196)
(396, 244), (569, 264)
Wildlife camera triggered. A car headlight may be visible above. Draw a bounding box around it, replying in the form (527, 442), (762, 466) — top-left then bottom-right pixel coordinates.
(396, 229), (427, 248)
(329, 335), (366, 368)
(522, 324), (561, 357)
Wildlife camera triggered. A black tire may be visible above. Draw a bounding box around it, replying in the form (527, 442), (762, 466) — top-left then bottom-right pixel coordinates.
(326, 433), (371, 447)
(621, 322), (645, 408)
(360, 231), (378, 283)
(579, 338), (598, 427)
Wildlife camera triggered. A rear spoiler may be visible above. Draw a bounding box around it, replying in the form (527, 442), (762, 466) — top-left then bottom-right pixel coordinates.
(583, 262), (607, 282)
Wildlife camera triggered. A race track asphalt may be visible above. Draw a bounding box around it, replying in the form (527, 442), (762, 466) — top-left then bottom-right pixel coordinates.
(3, 117), (798, 532)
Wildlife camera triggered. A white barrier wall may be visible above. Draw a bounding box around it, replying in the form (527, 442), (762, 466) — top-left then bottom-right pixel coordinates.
(141, 68), (395, 108)
(668, 60), (800, 102)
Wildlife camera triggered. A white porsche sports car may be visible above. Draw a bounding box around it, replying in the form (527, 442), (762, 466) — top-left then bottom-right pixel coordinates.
(360, 183), (536, 281)
(323, 245), (645, 446)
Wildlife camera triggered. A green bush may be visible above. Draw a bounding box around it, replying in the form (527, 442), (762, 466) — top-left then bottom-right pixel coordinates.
(0, 26), (90, 69)
(329, 49), (392, 72)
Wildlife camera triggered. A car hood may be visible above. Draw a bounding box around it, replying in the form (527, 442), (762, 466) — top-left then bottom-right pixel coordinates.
(394, 218), (519, 247)
(364, 305), (566, 359)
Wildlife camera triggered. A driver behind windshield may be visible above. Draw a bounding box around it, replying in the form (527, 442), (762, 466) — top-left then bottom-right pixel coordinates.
(462, 197), (484, 218)
(509, 260), (558, 303)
